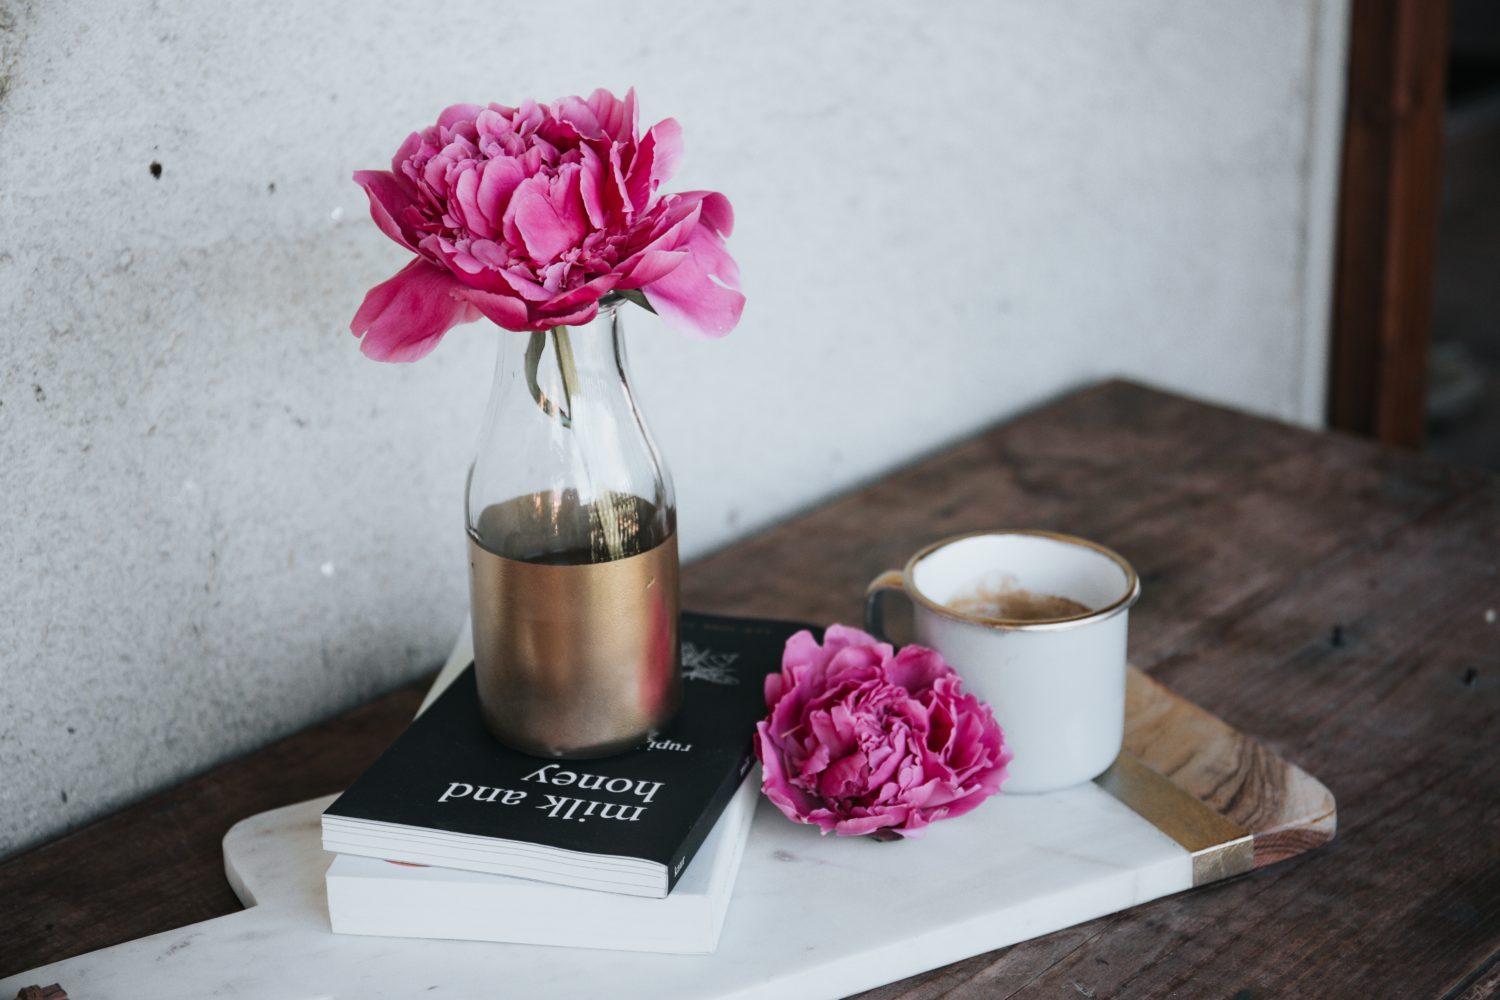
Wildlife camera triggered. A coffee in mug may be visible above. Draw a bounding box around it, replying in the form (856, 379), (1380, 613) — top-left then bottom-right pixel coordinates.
(944, 579), (1093, 622)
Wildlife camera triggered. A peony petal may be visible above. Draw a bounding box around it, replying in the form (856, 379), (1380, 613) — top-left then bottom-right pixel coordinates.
(621, 87), (639, 141)
(820, 624), (880, 655)
(423, 149), (455, 199)
(451, 166), (492, 239)
(505, 175), (584, 263)
(437, 103), (482, 130)
(756, 723), (822, 815)
(455, 285), (531, 332)
(490, 265), (553, 302)
(474, 106), (514, 147)
(532, 300), (600, 330)
(809, 711), (855, 761)
(353, 170), (420, 251)
(677, 190), (735, 237)
(626, 118), (683, 211)
(476, 156), (528, 231)
(350, 260), (479, 362)
(764, 672), (787, 708)
(769, 686), (809, 737)
(540, 273), (620, 315)
(389, 130), (425, 176)
(617, 249), (687, 288)
(602, 142), (632, 225)
(867, 745), (906, 789)
(816, 750), (869, 799)
(826, 644), (887, 680)
(550, 163), (588, 239)
(938, 785), (1001, 822)
(833, 809), (907, 838)
(421, 236), (521, 298)
(511, 99), (545, 136)
(641, 221), (744, 338)
(553, 94), (604, 141)
(585, 87), (634, 143)
(779, 630), (826, 673)
(887, 644), (954, 695)
(578, 145), (608, 228)
(616, 199), (703, 271)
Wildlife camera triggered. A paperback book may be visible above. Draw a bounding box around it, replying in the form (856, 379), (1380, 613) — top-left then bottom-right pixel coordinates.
(326, 770), (759, 953)
(321, 612), (810, 898)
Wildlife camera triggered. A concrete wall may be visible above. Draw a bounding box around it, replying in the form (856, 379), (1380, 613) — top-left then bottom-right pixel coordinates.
(0, 0), (1349, 857)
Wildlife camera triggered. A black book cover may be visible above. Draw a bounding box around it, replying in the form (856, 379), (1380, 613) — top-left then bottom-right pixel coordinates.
(324, 612), (812, 892)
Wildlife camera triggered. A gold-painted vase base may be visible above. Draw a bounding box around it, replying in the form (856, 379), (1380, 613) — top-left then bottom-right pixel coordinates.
(467, 493), (681, 759)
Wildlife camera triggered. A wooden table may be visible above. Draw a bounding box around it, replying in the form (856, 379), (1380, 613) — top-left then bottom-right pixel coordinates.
(4, 381), (1498, 998)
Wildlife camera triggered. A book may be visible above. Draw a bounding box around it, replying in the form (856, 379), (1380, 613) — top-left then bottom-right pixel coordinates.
(325, 769), (759, 954)
(321, 611), (809, 899)
(324, 620), (760, 954)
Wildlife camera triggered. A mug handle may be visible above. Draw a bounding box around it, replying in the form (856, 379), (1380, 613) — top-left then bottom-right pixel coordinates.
(863, 570), (907, 644)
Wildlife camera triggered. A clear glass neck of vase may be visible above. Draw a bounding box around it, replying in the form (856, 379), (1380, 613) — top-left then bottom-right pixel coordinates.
(465, 298), (676, 565)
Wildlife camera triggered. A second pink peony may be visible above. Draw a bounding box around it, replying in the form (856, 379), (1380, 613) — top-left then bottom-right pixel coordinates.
(754, 625), (1012, 840)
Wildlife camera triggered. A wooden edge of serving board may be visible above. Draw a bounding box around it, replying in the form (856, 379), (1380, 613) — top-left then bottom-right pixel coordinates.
(1097, 667), (1337, 887)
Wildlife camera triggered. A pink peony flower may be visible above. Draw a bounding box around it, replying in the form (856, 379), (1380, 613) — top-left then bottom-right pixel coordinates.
(350, 88), (743, 361)
(754, 625), (1011, 840)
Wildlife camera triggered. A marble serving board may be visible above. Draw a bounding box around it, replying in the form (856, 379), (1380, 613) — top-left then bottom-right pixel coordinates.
(4, 641), (1334, 1000)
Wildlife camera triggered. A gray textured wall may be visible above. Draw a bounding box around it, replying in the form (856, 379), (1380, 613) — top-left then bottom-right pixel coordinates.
(0, 0), (1348, 857)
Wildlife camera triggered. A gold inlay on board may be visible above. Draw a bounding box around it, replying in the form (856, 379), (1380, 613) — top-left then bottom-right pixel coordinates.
(1095, 751), (1255, 886)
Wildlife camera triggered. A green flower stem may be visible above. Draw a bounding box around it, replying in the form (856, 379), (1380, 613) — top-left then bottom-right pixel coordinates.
(524, 330), (571, 427)
(524, 325), (625, 562)
(551, 326), (580, 418)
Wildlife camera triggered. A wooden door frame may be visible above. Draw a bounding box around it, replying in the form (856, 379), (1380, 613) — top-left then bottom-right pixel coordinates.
(1328, 0), (1452, 448)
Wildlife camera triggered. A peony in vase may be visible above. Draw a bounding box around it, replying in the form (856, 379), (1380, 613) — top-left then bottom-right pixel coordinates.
(347, 89), (742, 757)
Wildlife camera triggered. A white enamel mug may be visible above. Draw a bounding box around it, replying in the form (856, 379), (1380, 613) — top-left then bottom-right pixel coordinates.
(865, 530), (1141, 794)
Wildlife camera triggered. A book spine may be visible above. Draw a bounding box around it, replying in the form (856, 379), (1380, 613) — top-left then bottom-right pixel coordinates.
(665, 743), (757, 893)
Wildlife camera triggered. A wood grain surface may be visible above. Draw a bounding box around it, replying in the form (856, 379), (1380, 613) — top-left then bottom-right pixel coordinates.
(1121, 668), (1335, 870)
(3, 381), (1497, 998)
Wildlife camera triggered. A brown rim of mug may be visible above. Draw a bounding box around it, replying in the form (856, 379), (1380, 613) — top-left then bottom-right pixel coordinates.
(901, 529), (1142, 632)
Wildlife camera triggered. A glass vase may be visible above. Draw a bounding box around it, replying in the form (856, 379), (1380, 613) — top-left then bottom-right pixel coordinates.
(466, 296), (680, 758)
